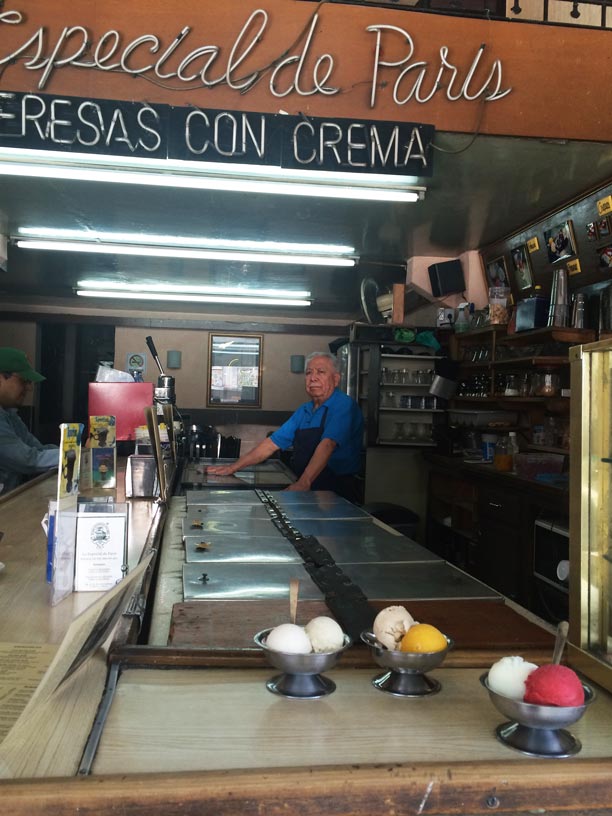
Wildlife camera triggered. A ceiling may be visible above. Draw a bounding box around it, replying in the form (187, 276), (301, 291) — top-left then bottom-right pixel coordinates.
(2, 132), (612, 321)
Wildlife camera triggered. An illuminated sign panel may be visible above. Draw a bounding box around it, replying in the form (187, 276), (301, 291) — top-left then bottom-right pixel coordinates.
(0, 91), (435, 176)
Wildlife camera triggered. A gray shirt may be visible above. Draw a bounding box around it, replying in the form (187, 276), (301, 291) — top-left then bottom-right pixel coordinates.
(0, 407), (59, 494)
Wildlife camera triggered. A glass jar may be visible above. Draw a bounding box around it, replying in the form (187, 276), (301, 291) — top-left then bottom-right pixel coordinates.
(535, 369), (560, 397)
(504, 374), (520, 396)
(393, 422), (407, 441)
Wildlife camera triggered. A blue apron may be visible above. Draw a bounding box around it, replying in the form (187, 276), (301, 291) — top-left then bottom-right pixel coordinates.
(290, 406), (338, 491)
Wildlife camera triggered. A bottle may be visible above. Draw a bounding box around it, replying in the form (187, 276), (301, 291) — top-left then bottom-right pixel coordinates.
(508, 432), (519, 473)
(493, 435), (513, 472)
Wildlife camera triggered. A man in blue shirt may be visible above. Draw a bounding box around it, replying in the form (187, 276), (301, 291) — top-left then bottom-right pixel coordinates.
(0, 347), (59, 495)
(208, 352), (363, 501)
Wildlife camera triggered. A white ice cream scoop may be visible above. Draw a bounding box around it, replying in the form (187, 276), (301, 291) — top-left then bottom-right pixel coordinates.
(373, 605), (415, 650)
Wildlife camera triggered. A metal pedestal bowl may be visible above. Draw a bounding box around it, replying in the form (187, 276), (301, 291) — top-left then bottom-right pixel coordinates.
(480, 672), (595, 757)
(254, 629), (351, 699)
(361, 631), (453, 697)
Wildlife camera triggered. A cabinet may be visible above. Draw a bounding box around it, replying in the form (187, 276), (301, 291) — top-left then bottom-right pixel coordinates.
(569, 336), (612, 694)
(450, 326), (596, 458)
(358, 343), (445, 447)
(426, 462), (569, 609)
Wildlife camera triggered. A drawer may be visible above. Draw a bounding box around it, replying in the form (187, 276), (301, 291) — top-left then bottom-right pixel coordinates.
(478, 487), (521, 524)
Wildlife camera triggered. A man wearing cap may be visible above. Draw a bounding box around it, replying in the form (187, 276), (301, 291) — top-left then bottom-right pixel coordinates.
(0, 347), (59, 495)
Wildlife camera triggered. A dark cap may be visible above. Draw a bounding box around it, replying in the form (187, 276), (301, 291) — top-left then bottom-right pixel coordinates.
(0, 348), (45, 382)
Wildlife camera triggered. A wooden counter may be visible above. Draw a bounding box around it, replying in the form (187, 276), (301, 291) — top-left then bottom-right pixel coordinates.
(1, 471), (612, 815)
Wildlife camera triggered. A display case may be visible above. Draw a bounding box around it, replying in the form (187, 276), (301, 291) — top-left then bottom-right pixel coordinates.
(569, 337), (612, 693)
(358, 343), (444, 447)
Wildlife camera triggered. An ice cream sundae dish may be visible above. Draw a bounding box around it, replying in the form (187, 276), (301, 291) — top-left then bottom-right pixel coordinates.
(487, 655), (585, 707)
(264, 616), (346, 654)
(373, 606), (447, 653)
(256, 616), (350, 698)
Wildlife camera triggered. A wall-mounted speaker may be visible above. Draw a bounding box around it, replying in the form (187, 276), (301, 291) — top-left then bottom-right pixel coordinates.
(428, 259), (465, 298)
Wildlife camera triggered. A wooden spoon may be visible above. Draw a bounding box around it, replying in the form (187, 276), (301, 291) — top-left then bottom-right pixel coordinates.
(552, 620), (569, 665)
(289, 578), (299, 625)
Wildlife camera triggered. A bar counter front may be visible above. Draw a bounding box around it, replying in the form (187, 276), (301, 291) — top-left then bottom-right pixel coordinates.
(1, 461), (611, 816)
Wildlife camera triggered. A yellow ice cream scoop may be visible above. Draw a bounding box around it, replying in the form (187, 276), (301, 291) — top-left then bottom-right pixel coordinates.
(399, 623), (447, 653)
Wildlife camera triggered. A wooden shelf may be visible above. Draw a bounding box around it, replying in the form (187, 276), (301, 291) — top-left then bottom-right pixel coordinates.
(379, 407), (445, 413)
(499, 327), (596, 346)
(494, 355), (568, 367)
(377, 439), (437, 447)
(527, 444), (569, 455)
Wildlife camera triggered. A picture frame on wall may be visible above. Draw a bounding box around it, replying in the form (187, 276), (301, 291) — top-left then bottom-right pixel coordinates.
(543, 220), (576, 264)
(586, 222), (598, 242)
(484, 256), (509, 288)
(599, 244), (612, 270)
(597, 217), (611, 239)
(510, 245), (533, 291)
(207, 334), (263, 408)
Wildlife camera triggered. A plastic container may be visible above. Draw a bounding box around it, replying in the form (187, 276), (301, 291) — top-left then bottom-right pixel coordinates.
(508, 431), (520, 473)
(493, 435), (513, 472)
(514, 453), (564, 480)
(482, 433), (498, 462)
(488, 286), (511, 325)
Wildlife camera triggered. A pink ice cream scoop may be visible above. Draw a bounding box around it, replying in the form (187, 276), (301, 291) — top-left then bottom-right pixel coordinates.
(523, 664), (584, 707)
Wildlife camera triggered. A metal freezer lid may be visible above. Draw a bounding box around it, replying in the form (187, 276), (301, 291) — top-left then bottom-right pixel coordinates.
(184, 535), (302, 564)
(181, 516), (285, 538)
(340, 562), (499, 601)
(182, 563), (324, 600)
(265, 490), (340, 504)
(316, 534), (442, 564)
(182, 504), (272, 536)
(184, 489), (264, 505)
(278, 503), (371, 521)
(287, 519), (398, 539)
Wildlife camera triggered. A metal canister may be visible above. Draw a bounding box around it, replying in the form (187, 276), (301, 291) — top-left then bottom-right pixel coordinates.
(571, 293), (586, 328)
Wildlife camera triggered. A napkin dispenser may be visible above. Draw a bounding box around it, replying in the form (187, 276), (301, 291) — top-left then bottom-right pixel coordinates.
(516, 294), (549, 332)
(125, 455), (158, 498)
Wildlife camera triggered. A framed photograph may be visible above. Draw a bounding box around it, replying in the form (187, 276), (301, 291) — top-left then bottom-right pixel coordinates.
(543, 220), (576, 264)
(526, 236), (540, 253)
(207, 334), (263, 408)
(599, 244), (612, 270)
(484, 256), (509, 288)
(597, 217), (611, 239)
(586, 222), (598, 242)
(510, 245), (533, 291)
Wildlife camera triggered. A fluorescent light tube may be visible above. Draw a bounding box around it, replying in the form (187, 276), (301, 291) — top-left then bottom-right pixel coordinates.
(76, 289), (310, 306)
(0, 147), (425, 203)
(16, 238), (355, 267)
(77, 279), (311, 299)
(19, 227), (354, 257)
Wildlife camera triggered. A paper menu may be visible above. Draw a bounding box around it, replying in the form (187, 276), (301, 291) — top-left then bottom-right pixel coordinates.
(74, 509), (127, 592)
(88, 415), (116, 448)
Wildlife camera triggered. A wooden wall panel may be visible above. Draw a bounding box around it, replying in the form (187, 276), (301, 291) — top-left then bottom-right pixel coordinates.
(0, 0), (610, 141)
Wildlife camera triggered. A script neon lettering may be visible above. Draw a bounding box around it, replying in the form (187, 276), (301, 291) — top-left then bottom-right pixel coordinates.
(367, 24), (511, 107)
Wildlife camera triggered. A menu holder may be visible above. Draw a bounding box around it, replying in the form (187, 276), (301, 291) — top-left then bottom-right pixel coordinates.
(73, 503), (128, 592)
